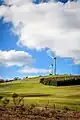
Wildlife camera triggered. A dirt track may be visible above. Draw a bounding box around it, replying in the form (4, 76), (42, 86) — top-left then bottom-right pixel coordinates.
(0, 106), (80, 120)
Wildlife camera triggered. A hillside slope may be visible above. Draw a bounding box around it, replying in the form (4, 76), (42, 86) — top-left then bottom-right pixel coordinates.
(0, 76), (80, 109)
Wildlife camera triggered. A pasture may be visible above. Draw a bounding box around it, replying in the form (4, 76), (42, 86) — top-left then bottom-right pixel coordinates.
(0, 76), (80, 110)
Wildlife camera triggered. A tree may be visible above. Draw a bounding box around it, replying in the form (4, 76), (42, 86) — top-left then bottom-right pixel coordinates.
(14, 77), (19, 81)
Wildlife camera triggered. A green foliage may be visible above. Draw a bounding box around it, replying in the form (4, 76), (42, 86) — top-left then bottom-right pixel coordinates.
(57, 77), (80, 86)
(18, 97), (24, 106)
(40, 75), (80, 86)
(29, 104), (36, 109)
(14, 77), (20, 80)
(64, 106), (70, 111)
(12, 93), (24, 106)
(2, 98), (10, 106)
(39, 75), (42, 77)
(12, 93), (19, 98)
(40, 78), (44, 84)
(49, 74), (53, 76)
(0, 96), (3, 100)
(50, 80), (57, 86)
(25, 76), (28, 78)
(0, 79), (4, 83)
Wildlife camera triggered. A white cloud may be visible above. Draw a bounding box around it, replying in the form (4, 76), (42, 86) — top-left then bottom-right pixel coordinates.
(0, 1), (80, 64)
(18, 66), (50, 74)
(0, 5), (8, 17)
(0, 50), (34, 67)
(27, 75), (39, 78)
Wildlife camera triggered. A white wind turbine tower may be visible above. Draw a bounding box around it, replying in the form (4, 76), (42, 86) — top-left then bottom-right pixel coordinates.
(47, 50), (56, 75)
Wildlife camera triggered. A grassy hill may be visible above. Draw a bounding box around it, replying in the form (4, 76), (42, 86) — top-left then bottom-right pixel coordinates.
(0, 76), (80, 110)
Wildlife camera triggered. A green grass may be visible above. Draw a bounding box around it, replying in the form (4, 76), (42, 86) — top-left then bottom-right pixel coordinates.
(0, 77), (80, 110)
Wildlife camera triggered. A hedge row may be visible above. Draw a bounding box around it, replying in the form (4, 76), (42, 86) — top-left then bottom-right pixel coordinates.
(40, 75), (80, 86)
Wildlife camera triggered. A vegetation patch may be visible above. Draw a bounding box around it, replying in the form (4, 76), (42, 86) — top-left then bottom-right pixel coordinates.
(0, 76), (80, 110)
(40, 75), (80, 86)
(0, 93), (80, 120)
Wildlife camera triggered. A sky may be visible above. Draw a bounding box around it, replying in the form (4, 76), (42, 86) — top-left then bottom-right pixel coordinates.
(0, 0), (80, 79)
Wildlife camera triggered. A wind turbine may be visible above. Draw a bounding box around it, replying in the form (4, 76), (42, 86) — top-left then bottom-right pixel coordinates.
(47, 50), (57, 75)
(49, 63), (53, 75)
(54, 57), (56, 75)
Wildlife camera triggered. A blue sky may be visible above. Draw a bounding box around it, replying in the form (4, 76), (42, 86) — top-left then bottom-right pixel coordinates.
(0, 0), (80, 79)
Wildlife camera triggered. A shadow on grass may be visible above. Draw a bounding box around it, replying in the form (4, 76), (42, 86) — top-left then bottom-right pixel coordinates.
(20, 93), (52, 97)
(0, 92), (52, 97)
(53, 101), (80, 106)
(66, 94), (80, 99)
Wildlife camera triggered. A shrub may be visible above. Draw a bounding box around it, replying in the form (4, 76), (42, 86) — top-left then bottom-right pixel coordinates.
(18, 97), (24, 106)
(57, 78), (80, 86)
(29, 104), (36, 109)
(2, 98), (10, 107)
(14, 77), (19, 80)
(40, 78), (44, 83)
(12, 93), (19, 98)
(49, 74), (53, 76)
(0, 79), (4, 83)
(12, 93), (24, 106)
(39, 75), (42, 77)
(25, 76), (28, 78)
(40, 75), (80, 86)
(0, 96), (3, 100)
(12, 93), (19, 105)
(64, 106), (70, 111)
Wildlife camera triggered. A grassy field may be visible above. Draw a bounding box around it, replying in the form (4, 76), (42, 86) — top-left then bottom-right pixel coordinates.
(0, 76), (80, 110)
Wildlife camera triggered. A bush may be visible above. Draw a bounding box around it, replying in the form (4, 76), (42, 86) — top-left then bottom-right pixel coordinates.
(57, 78), (80, 86)
(12, 93), (19, 98)
(14, 77), (19, 80)
(49, 74), (53, 76)
(12, 93), (24, 106)
(29, 104), (36, 109)
(12, 93), (19, 105)
(2, 98), (10, 106)
(0, 79), (4, 83)
(39, 75), (42, 77)
(0, 96), (3, 100)
(25, 76), (28, 78)
(40, 75), (80, 86)
(40, 78), (44, 84)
